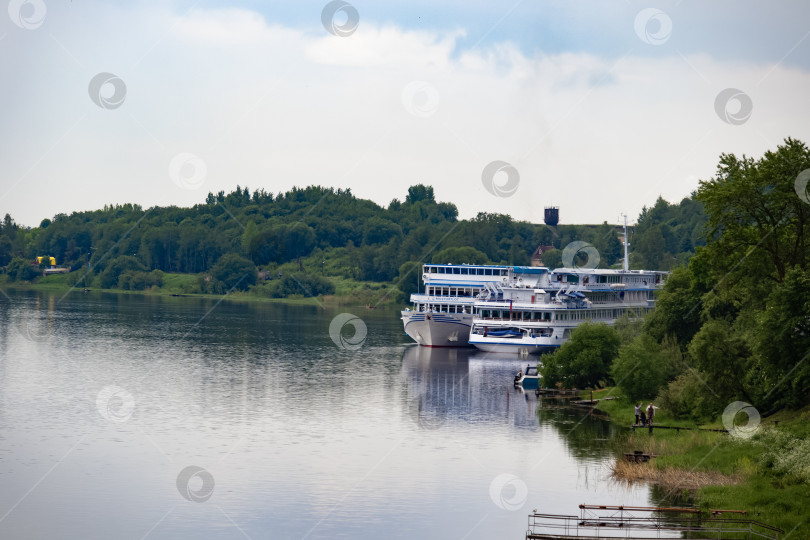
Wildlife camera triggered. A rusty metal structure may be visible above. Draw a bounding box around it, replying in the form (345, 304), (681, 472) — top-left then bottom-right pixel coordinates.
(526, 504), (783, 539)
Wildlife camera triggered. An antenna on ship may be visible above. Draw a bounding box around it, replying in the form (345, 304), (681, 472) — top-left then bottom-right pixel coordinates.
(621, 213), (629, 272)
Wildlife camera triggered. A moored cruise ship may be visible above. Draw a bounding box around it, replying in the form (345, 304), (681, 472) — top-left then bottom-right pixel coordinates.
(401, 264), (549, 347)
(468, 267), (667, 355)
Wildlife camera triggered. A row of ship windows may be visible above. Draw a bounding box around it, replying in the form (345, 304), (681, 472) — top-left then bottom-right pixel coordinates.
(476, 307), (652, 320)
(425, 286), (480, 297)
(421, 289), (654, 302)
(416, 304), (472, 314)
(425, 267), (509, 276)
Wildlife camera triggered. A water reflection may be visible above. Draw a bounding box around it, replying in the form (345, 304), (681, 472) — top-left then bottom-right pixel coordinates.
(0, 290), (652, 539)
(399, 345), (619, 464)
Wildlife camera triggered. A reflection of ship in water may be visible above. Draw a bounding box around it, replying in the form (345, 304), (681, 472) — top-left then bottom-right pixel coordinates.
(400, 345), (620, 461)
(400, 345), (538, 428)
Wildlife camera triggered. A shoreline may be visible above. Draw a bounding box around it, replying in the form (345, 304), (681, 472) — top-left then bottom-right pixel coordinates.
(586, 388), (809, 535)
(1, 278), (404, 309)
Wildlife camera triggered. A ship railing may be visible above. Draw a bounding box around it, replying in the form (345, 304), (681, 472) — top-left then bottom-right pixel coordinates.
(410, 294), (477, 302)
(475, 316), (551, 321)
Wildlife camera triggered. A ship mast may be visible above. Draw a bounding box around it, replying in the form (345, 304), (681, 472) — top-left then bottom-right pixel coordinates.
(621, 213), (629, 272)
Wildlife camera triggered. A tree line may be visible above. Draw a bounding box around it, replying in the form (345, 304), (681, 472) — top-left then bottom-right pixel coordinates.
(541, 138), (810, 413)
(2, 181), (705, 298)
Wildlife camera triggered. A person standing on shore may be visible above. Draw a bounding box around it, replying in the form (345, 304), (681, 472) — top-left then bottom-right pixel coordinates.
(647, 402), (655, 425)
(634, 404), (641, 425)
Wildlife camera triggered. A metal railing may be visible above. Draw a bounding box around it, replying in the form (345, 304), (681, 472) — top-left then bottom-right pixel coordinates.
(526, 505), (783, 540)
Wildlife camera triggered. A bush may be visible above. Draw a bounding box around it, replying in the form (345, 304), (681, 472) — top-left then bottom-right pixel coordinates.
(755, 429), (810, 484)
(118, 269), (164, 290)
(611, 334), (678, 402)
(100, 256), (146, 289)
(7, 257), (39, 281)
(251, 273), (334, 298)
(656, 370), (724, 420)
(210, 254), (256, 292)
(540, 322), (620, 388)
(431, 246), (489, 265)
(277, 273), (334, 297)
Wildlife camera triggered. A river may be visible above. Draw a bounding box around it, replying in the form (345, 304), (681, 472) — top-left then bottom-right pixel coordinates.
(0, 290), (653, 539)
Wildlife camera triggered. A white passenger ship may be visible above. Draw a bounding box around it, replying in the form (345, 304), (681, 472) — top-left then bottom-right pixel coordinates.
(401, 264), (548, 347)
(468, 267), (666, 355)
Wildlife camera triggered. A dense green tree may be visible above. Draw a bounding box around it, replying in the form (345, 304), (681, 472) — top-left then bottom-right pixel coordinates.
(611, 334), (679, 402)
(210, 253), (256, 292)
(3, 181), (703, 299)
(645, 139), (810, 413)
(696, 138), (810, 283)
(0, 236), (12, 266)
(396, 261), (422, 301)
(7, 257), (38, 281)
(644, 266), (705, 351)
(100, 255), (146, 289)
(118, 270), (164, 290)
(274, 272), (334, 297)
(405, 184), (435, 204)
(754, 267), (810, 407)
(656, 370), (724, 420)
(539, 248), (562, 269)
(540, 322), (620, 388)
(431, 246), (489, 265)
(362, 218), (402, 245)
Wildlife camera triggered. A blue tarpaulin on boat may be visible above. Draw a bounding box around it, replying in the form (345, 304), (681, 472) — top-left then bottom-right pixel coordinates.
(487, 329), (522, 337)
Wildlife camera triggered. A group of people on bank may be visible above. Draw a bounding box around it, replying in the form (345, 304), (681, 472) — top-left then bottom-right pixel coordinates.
(634, 402), (656, 426)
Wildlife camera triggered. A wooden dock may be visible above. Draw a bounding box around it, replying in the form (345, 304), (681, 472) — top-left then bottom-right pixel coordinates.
(630, 423), (729, 433)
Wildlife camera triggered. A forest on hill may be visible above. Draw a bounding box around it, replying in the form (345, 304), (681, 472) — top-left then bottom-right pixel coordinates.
(1, 180), (705, 300)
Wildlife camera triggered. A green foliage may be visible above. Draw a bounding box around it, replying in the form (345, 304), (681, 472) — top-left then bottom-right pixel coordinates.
(0, 214), (22, 267)
(697, 138), (810, 283)
(644, 265), (705, 351)
(539, 248), (561, 269)
(405, 184), (435, 204)
(755, 429), (810, 484)
(656, 370), (724, 420)
(6, 256), (39, 281)
(118, 269), (164, 290)
(210, 254), (256, 292)
(754, 267), (810, 408)
(247, 224), (316, 265)
(611, 334), (679, 402)
(540, 322), (620, 388)
(362, 217), (402, 245)
(688, 319), (755, 404)
(634, 196), (707, 270)
(100, 255), (146, 289)
(2, 180), (702, 298)
(257, 272), (335, 298)
(613, 313), (643, 345)
(638, 138), (810, 412)
(396, 261), (422, 301)
(431, 246), (489, 265)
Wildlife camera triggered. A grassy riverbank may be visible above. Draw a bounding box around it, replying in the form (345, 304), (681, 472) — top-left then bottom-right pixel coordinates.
(1, 273), (404, 307)
(588, 388), (810, 537)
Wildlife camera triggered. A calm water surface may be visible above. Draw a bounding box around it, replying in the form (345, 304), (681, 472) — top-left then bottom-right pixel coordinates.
(0, 290), (652, 539)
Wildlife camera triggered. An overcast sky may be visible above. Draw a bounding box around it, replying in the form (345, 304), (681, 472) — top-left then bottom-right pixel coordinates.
(2, 0), (809, 227)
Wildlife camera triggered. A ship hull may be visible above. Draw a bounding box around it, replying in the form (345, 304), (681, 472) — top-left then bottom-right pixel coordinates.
(401, 311), (474, 347)
(468, 338), (560, 355)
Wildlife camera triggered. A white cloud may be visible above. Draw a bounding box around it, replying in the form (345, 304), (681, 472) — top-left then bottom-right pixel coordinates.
(1, 2), (809, 228)
(307, 25), (463, 68)
(171, 9), (277, 45)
